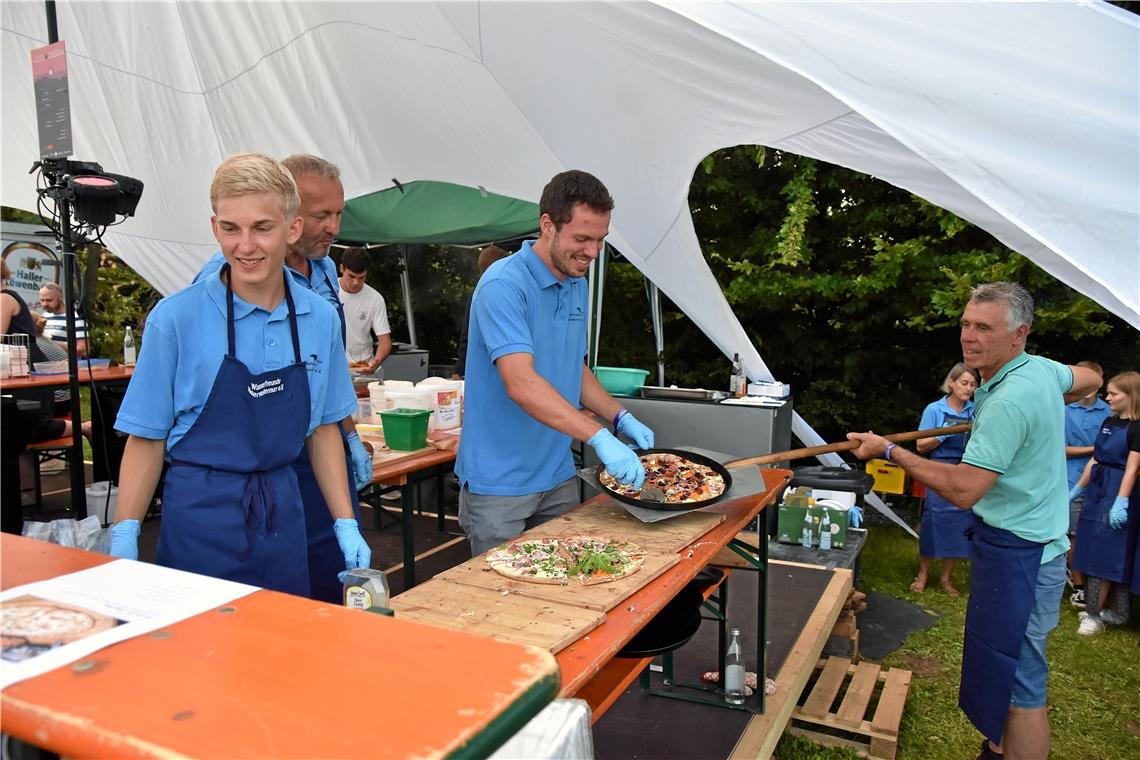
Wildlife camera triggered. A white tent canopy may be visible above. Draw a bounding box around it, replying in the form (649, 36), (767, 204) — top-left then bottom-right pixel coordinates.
(3, 3), (1137, 454)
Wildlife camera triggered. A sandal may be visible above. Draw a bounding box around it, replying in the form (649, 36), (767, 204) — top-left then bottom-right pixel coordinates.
(940, 581), (961, 598)
(909, 576), (927, 593)
(977, 739), (1003, 759)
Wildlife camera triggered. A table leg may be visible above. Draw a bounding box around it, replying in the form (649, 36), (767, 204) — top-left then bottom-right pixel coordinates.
(436, 467), (445, 532)
(403, 477), (416, 588)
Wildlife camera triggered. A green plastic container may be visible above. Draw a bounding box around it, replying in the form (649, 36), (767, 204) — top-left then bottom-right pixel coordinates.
(379, 407), (431, 451)
(592, 366), (650, 396)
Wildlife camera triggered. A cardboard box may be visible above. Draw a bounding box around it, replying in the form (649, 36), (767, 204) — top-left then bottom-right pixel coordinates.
(776, 503), (849, 548)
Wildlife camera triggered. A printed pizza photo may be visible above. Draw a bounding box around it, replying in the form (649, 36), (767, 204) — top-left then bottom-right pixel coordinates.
(599, 452), (727, 503)
(2, 595), (122, 663)
(485, 536), (645, 586)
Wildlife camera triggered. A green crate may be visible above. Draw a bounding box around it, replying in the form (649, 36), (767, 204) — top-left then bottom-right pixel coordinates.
(378, 407), (431, 451)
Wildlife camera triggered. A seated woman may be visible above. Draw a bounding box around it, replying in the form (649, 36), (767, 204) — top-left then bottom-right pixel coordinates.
(912, 362), (979, 597)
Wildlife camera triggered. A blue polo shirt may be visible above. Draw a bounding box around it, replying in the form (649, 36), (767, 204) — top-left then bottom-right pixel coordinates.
(919, 395), (975, 433)
(961, 353), (1074, 563)
(455, 241), (588, 495)
(1064, 397), (1112, 488)
(195, 252), (342, 318)
(115, 270), (356, 452)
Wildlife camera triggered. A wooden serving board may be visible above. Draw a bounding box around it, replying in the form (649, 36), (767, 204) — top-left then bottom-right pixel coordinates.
(389, 579), (604, 653)
(361, 437), (434, 467)
(539, 500), (725, 554)
(436, 553), (680, 612)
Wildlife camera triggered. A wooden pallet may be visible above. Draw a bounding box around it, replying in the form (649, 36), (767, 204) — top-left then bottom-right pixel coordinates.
(787, 656), (911, 760)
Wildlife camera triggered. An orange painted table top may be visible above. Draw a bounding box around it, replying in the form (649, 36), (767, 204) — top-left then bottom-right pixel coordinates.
(0, 535), (559, 759)
(556, 467), (792, 696)
(0, 365), (134, 390)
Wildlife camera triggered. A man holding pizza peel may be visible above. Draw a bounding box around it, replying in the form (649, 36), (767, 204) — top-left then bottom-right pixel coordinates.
(847, 282), (1101, 760)
(455, 170), (654, 556)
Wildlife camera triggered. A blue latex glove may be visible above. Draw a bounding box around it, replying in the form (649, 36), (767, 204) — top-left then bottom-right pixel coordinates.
(847, 505), (863, 528)
(333, 518), (372, 582)
(1108, 496), (1129, 530)
(109, 519), (140, 560)
(588, 428), (645, 489)
(346, 432), (372, 492)
(616, 411), (655, 449)
(1068, 484), (1086, 503)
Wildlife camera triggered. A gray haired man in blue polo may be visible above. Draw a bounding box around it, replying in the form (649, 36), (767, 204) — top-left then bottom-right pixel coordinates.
(455, 171), (654, 556)
(847, 282), (1101, 760)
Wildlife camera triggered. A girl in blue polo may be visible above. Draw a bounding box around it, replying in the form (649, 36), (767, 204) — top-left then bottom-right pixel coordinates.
(1071, 370), (1140, 635)
(912, 362), (979, 597)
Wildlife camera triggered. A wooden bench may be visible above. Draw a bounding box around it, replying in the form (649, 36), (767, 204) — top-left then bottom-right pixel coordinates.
(26, 430), (77, 508)
(787, 656), (911, 759)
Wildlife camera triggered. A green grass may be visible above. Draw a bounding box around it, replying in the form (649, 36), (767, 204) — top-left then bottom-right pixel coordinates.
(774, 525), (1140, 760)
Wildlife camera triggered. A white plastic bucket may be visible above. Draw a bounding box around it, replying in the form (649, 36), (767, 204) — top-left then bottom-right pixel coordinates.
(85, 481), (119, 526)
(367, 381), (388, 419)
(417, 378), (463, 430)
(385, 387), (435, 428)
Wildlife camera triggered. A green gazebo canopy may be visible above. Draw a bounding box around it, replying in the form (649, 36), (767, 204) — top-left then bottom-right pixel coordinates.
(339, 180), (538, 246)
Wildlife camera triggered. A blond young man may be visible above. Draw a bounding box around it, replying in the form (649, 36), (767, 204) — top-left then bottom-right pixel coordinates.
(110, 153), (369, 594)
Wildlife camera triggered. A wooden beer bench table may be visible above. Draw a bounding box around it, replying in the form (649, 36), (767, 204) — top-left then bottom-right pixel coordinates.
(392, 467), (794, 722)
(367, 439), (458, 589)
(0, 534), (558, 759)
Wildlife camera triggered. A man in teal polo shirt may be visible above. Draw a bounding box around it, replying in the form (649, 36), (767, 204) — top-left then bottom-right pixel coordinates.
(848, 282), (1100, 760)
(456, 170), (653, 556)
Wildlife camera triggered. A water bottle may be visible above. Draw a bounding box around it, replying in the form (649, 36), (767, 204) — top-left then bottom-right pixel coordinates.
(819, 508), (832, 551)
(123, 326), (137, 366)
(725, 627), (746, 704)
(801, 506), (814, 549)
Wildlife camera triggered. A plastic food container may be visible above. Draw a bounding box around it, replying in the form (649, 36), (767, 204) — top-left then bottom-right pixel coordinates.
(385, 387), (434, 427)
(379, 408), (431, 451)
(417, 377), (463, 430)
(592, 366), (650, 396)
(367, 381), (387, 420)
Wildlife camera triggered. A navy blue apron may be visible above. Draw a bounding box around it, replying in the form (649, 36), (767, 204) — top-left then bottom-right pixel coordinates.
(1072, 420), (1138, 583)
(920, 410), (974, 558)
(157, 269), (311, 595)
(294, 260), (362, 603)
(959, 515), (1045, 744)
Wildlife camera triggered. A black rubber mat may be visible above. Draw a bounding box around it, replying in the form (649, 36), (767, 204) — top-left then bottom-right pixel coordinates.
(824, 590), (941, 662)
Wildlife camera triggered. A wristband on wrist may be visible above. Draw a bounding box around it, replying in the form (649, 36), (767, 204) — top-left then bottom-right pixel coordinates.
(884, 443), (897, 462)
(613, 408), (629, 431)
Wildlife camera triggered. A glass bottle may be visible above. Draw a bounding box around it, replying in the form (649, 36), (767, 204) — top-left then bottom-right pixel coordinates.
(820, 507), (832, 551)
(725, 627), (746, 705)
(122, 326), (137, 366)
(730, 353), (743, 396)
(801, 505), (814, 549)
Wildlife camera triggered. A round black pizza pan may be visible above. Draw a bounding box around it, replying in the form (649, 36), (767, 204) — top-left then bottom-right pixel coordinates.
(616, 585), (704, 658)
(596, 447), (734, 512)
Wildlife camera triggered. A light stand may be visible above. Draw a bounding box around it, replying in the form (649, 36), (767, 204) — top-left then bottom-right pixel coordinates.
(38, 159), (87, 517)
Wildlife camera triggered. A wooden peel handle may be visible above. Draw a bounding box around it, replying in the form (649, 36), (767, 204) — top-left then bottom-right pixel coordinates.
(727, 424), (972, 468)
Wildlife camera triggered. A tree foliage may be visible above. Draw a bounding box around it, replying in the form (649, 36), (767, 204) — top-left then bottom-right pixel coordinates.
(598, 147), (1138, 443)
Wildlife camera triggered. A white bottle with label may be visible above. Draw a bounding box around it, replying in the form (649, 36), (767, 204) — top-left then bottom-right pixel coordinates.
(725, 627), (746, 704)
(123, 326), (137, 366)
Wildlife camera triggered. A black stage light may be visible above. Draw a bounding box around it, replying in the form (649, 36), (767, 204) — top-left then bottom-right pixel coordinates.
(102, 172), (144, 216)
(69, 174), (120, 225)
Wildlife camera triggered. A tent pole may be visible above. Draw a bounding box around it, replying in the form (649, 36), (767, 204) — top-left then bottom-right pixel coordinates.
(647, 281), (665, 386)
(398, 245), (417, 347)
(587, 244), (608, 367)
